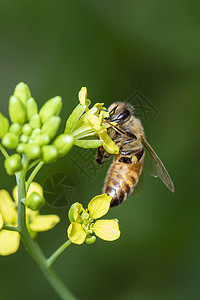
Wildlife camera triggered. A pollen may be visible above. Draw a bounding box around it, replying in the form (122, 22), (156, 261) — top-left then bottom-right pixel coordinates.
(131, 155), (138, 163)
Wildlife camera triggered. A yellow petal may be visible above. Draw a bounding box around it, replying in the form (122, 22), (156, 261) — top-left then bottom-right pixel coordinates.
(73, 203), (83, 222)
(0, 190), (17, 224)
(29, 215), (60, 232)
(93, 219), (120, 241)
(78, 87), (87, 105)
(99, 130), (119, 154)
(67, 222), (86, 245)
(13, 182), (43, 204)
(0, 213), (3, 230)
(88, 194), (112, 219)
(0, 230), (20, 255)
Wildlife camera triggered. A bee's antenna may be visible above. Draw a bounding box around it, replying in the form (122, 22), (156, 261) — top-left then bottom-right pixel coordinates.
(104, 120), (126, 135)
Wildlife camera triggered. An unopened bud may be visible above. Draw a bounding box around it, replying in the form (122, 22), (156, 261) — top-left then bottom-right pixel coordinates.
(39, 96), (62, 123)
(4, 154), (23, 175)
(2, 132), (19, 149)
(0, 113), (9, 138)
(22, 124), (32, 136)
(31, 128), (41, 139)
(85, 235), (96, 245)
(24, 144), (41, 159)
(9, 123), (22, 136)
(29, 114), (41, 129)
(41, 116), (61, 139)
(16, 143), (26, 154)
(53, 134), (74, 157)
(34, 134), (50, 146)
(20, 134), (28, 144)
(9, 96), (26, 124)
(25, 192), (45, 211)
(13, 82), (31, 105)
(41, 145), (58, 163)
(26, 97), (38, 121)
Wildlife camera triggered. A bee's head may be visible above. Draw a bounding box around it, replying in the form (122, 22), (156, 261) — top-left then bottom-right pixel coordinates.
(106, 102), (133, 123)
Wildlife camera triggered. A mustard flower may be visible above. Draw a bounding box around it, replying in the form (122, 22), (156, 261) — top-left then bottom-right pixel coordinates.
(67, 194), (120, 245)
(0, 182), (60, 256)
(65, 87), (119, 154)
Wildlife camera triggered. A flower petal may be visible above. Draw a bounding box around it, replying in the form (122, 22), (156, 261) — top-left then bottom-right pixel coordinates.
(13, 182), (43, 205)
(0, 213), (3, 230)
(73, 204), (83, 222)
(78, 87), (87, 105)
(93, 219), (120, 241)
(0, 190), (17, 224)
(99, 130), (119, 154)
(29, 215), (60, 232)
(67, 222), (86, 244)
(88, 194), (112, 219)
(0, 230), (20, 255)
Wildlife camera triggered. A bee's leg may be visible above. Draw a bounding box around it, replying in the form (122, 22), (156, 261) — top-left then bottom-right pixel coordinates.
(95, 146), (111, 164)
(120, 148), (144, 162)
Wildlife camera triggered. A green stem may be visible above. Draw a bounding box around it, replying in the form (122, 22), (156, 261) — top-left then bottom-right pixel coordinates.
(0, 144), (9, 159)
(26, 161), (44, 192)
(2, 225), (19, 232)
(16, 167), (77, 300)
(47, 239), (72, 267)
(27, 159), (41, 171)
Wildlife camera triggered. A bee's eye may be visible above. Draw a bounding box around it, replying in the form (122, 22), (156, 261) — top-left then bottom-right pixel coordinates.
(109, 105), (118, 116)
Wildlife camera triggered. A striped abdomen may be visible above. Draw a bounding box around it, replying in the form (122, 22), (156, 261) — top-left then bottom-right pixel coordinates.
(104, 153), (144, 206)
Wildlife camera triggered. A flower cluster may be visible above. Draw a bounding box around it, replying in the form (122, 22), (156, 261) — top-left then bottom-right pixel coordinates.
(0, 182), (60, 255)
(67, 194), (120, 245)
(0, 83), (119, 176)
(0, 83), (74, 175)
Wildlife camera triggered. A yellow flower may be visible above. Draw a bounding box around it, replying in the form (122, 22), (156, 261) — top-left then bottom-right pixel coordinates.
(65, 87), (119, 154)
(67, 194), (121, 245)
(0, 182), (60, 256)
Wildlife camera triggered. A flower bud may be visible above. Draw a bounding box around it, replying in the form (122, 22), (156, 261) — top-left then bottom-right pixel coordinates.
(31, 128), (41, 139)
(53, 134), (74, 157)
(13, 82), (31, 105)
(25, 192), (45, 211)
(24, 144), (41, 159)
(39, 96), (62, 123)
(4, 154), (23, 175)
(34, 134), (50, 146)
(20, 134), (28, 143)
(26, 97), (38, 121)
(9, 123), (22, 136)
(41, 145), (58, 163)
(85, 235), (96, 245)
(16, 143), (26, 154)
(22, 124), (32, 136)
(9, 96), (26, 124)
(68, 202), (81, 223)
(0, 113), (9, 138)
(41, 116), (61, 139)
(29, 114), (41, 129)
(2, 132), (19, 149)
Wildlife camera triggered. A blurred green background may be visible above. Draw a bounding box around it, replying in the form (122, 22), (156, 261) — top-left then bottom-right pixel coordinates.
(0, 0), (199, 299)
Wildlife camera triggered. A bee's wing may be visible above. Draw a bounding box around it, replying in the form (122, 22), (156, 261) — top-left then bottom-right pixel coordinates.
(141, 135), (175, 193)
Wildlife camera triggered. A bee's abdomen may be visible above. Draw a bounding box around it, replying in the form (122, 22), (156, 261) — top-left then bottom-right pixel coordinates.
(104, 155), (143, 207)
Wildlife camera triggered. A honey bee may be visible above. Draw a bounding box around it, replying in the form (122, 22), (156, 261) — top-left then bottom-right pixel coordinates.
(96, 102), (175, 207)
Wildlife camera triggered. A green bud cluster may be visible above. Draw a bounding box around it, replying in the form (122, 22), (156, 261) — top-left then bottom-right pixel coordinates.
(0, 82), (74, 175)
